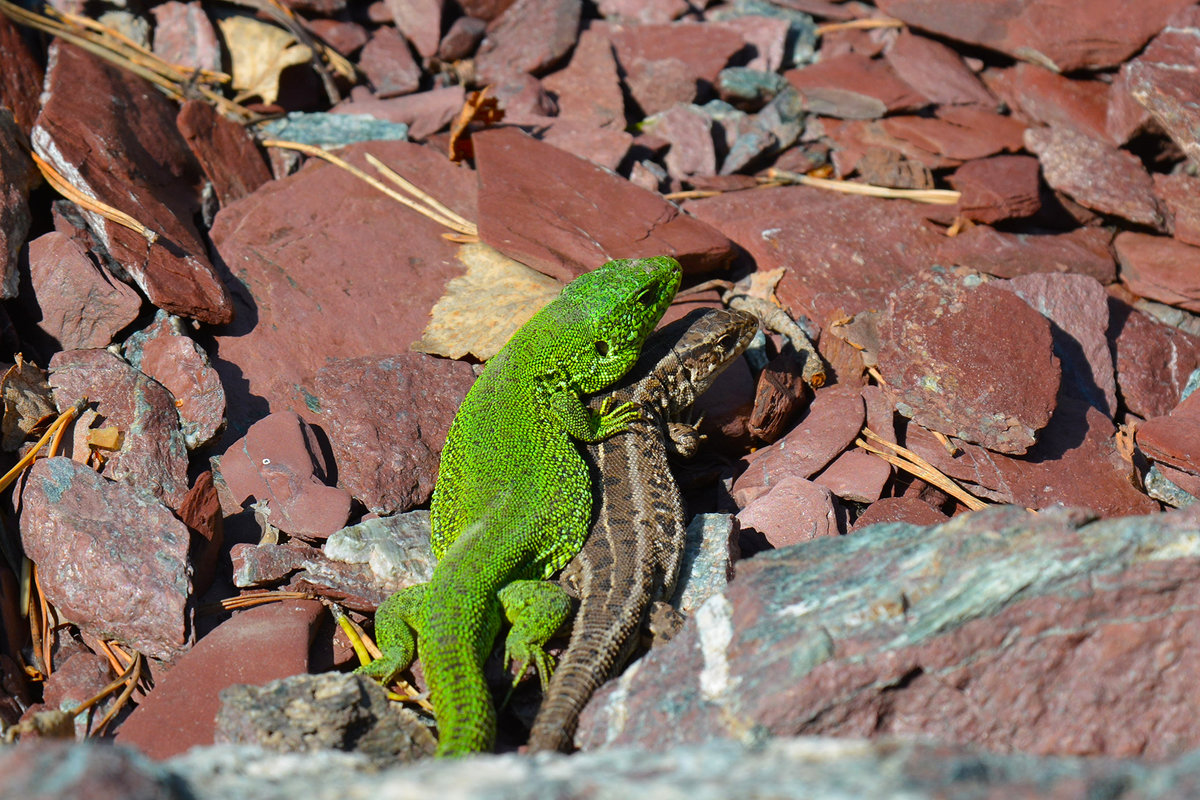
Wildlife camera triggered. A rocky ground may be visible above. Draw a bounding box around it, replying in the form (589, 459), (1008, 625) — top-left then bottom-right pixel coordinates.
(2, 0), (1200, 796)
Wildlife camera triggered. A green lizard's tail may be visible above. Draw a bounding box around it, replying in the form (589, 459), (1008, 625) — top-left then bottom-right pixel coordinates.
(421, 591), (500, 757)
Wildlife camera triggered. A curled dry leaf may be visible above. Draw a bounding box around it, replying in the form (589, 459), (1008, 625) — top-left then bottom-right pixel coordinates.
(448, 88), (504, 164)
(218, 14), (312, 105)
(412, 243), (562, 361)
(1, 356), (55, 452)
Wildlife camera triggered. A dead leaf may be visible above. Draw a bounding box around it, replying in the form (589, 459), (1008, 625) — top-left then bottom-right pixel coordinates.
(448, 88), (504, 163)
(218, 15), (312, 105)
(412, 243), (562, 361)
(1, 356), (55, 452)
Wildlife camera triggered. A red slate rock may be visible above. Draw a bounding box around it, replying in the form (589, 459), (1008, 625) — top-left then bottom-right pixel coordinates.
(358, 26), (422, 98)
(946, 155), (1041, 224)
(1125, 5), (1200, 168)
(176, 99), (272, 208)
(813, 450), (892, 504)
(536, 118), (633, 171)
(599, 0), (688, 24)
(624, 57), (702, 118)
(643, 104), (717, 180)
(459, 0), (517, 20)
(214, 411), (351, 539)
(785, 53), (927, 119)
(541, 28), (625, 130)
(1106, 65), (1153, 145)
(385, 0), (442, 58)
(312, 354), (475, 514)
(474, 126), (734, 281)
(732, 384), (865, 506)
(937, 224), (1116, 284)
(150, 1), (222, 73)
(0, 111), (35, 300)
(438, 16), (486, 60)
(875, 0), (1195, 73)
(877, 268), (1060, 455)
(307, 18), (370, 56)
(1024, 126), (1161, 228)
(38, 651), (115, 731)
(609, 20), (746, 92)
(686, 186), (945, 327)
(25, 231), (142, 351)
(905, 398), (1157, 517)
(209, 140), (474, 437)
(884, 30), (995, 108)
(19, 457), (193, 661)
(1138, 390), (1200, 477)
(1115, 232), (1200, 313)
(48, 349), (189, 509)
(736, 476), (839, 547)
(1154, 173), (1200, 248)
(335, 85), (465, 140)
(474, 0), (582, 85)
(1109, 298), (1200, 420)
(115, 600), (324, 759)
(987, 63), (1111, 143)
(178, 470), (223, 598)
(712, 17), (791, 73)
(822, 119), (957, 174)
(123, 312), (226, 450)
(999, 272), (1116, 418)
(0, 13), (44, 134)
(33, 43), (231, 324)
(881, 112), (1026, 162)
(851, 495), (948, 531)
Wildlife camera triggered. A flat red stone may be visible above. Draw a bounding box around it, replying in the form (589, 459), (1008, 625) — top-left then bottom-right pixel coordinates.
(884, 30), (995, 108)
(877, 268), (1060, 455)
(875, 0), (1195, 72)
(209, 140), (475, 439)
(685, 185), (945, 327)
(1115, 232), (1200, 313)
(1109, 297), (1200, 420)
(786, 53), (927, 117)
(1154, 173), (1200, 248)
(474, 126), (734, 281)
(1138, 390), (1200, 475)
(1025, 126), (1162, 228)
(33, 43), (232, 324)
(986, 63), (1111, 143)
(1125, 4), (1200, 168)
(947, 155), (1041, 224)
(937, 225), (1115, 284)
(115, 600), (325, 759)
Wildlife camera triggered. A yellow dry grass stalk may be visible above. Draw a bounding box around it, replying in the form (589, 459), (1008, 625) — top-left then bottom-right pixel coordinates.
(766, 168), (962, 205)
(0, 0), (257, 122)
(816, 17), (905, 35)
(857, 426), (990, 511)
(30, 151), (159, 244)
(263, 139), (479, 237)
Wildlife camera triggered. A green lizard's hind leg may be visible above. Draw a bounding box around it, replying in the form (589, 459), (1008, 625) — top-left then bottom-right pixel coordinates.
(356, 584), (425, 686)
(497, 580), (572, 692)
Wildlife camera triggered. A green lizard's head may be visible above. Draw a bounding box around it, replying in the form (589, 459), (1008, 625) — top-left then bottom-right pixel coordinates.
(560, 256), (682, 393)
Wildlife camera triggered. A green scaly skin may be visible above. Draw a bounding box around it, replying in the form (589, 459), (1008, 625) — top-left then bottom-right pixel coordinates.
(361, 256), (682, 756)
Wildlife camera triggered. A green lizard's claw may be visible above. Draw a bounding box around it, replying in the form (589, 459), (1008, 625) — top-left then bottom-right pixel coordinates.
(593, 397), (640, 439)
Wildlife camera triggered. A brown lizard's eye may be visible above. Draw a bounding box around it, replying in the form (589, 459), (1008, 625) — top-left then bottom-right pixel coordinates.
(595, 340), (609, 357)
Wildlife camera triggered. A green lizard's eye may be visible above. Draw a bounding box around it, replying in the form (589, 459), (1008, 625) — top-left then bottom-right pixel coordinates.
(634, 283), (658, 306)
(595, 340), (609, 357)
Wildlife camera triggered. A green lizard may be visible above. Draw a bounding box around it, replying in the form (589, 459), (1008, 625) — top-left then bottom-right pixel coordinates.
(361, 256), (681, 756)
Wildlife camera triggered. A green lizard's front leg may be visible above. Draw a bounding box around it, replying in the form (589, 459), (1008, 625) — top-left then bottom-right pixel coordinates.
(543, 371), (640, 442)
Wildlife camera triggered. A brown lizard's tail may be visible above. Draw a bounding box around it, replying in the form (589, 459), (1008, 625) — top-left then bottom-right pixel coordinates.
(526, 556), (653, 752)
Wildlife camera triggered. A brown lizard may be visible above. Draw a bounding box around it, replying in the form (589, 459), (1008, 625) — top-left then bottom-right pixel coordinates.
(526, 307), (758, 752)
